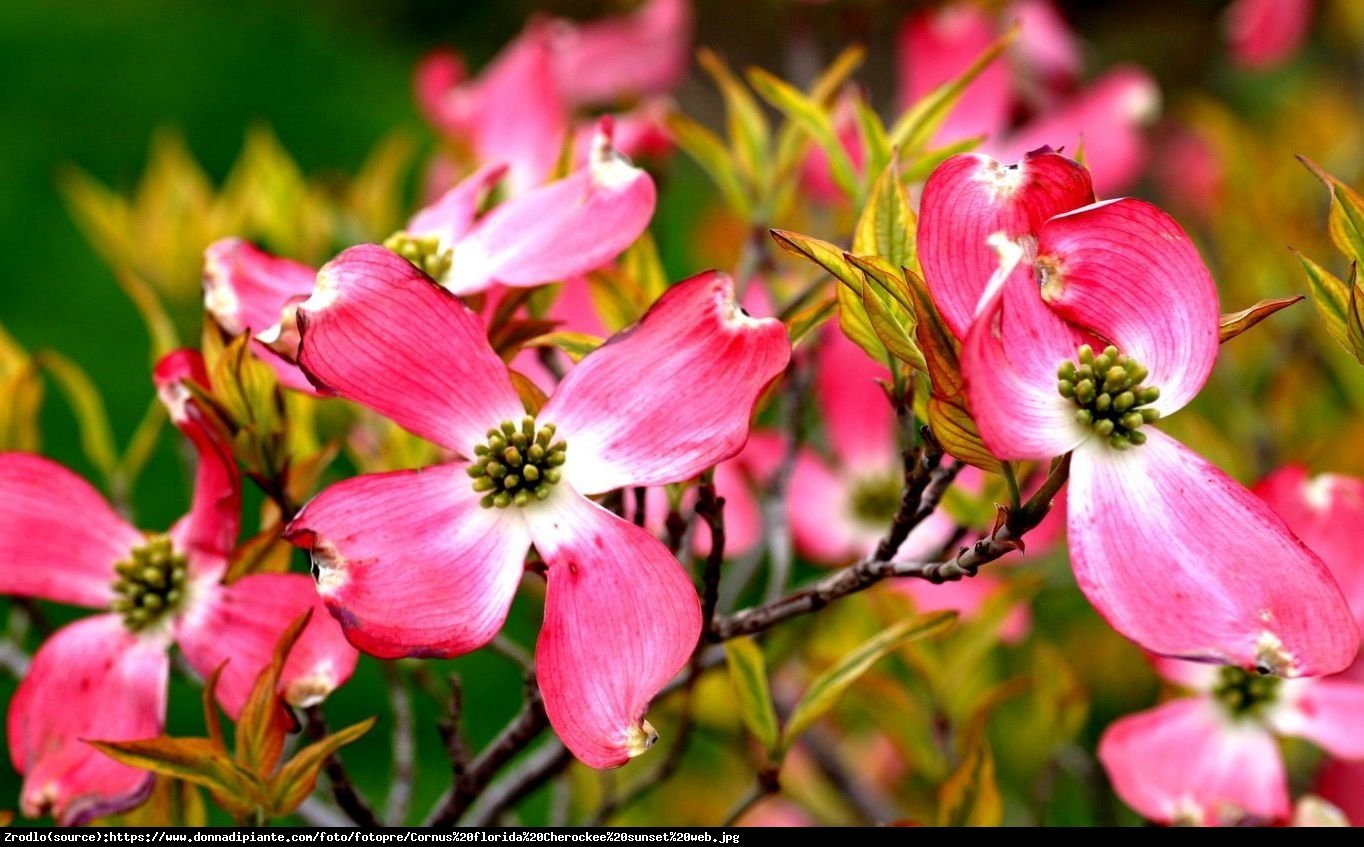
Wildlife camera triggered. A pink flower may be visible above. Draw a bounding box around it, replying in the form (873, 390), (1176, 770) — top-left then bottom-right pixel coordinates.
(896, 1), (1158, 195)
(1, 350), (356, 825)
(283, 246), (790, 767)
(918, 148), (1358, 675)
(204, 123), (655, 390)
(788, 327), (1035, 638)
(1099, 654), (1364, 825)
(1225, 0), (1314, 71)
(415, 0), (690, 193)
(1316, 759), (1364, 825)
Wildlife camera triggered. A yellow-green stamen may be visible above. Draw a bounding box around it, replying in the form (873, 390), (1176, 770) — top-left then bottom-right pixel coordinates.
(1057, 344), (1161, 450)
(1212, 665), (1281, 718)
(469, 416), (567, 508)
(110, 534), (188, 632)
(383, 231), (453, 281)
(849, 473), (902, 524)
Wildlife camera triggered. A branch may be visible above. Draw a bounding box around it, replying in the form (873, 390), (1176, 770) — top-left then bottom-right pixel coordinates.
(696, 477), (727, 637)
(382, 664), (415, 825)
(426, 672), (548, 827)
(0, 639), (29, 677)
(711, 453), (1070, 641)
(303, 705), (381, 828)
(461, 740), (573, 826)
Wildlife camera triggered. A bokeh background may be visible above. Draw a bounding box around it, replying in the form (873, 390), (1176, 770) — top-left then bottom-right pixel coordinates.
(3, 0), (1364, 826)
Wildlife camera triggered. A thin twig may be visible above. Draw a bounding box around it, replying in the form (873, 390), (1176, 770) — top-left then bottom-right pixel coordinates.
(461, 740), (573, 826)
(426, 673), (548, 827)
(382, 664), (415, 826)
(303, 705), (381, 828)
(696, 477), (727, 636)
(632, 487), (647, 528)
(0, 639), (29, 677)
(761, 360), (809, 603)
(436, 675), (471, 793)
(802, 726), (900, 823)
(721, 767), (780, 826)
(711, 454), (1070, 641)
(296, 797), (351, 827)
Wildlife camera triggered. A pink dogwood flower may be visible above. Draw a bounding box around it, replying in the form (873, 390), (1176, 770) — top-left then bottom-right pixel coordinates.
(1099, 652), (1364, 825)
(283, 246), (790, 768)
(918, 148), (1358, 675)
(415, 0), (689, 193)
(897, 1), (1158, 194)
(1, 350), (356, 825)
(1225, 0), (1314, 71)
(203, 123), (654, 391)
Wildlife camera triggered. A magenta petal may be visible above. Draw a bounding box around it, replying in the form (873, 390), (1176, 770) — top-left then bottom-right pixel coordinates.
(817, 327), (897, 472)
(997, 67), (1159, 195)
(1317, 759), (1364, 826)
(891, 574), (1031, 644)
(7, 615), (168, 825)
(443, 123), (657, 296)
(543, 271), (791, 494)
(0, 453), (138, 608)
(405, 163), (508, 251)
(961, 260), (1090, 460)
(1011, 0), (1083, 89)
(895, 3), (1012, 147)
(297, 245), (525, 455)
(286, 463), (531, 659)
(527, 490), (700, 768)
(413, 49), (468, 138)
(175, 573), (358, 719)
(154, 350), (241, 576)
(1037, 197), (1218, 416)
(1255, 465), (1364, 630)
(918, 150), (1094, 339)
(549, 0), (692, 107)
(1068, 431), (1359, 676)
(788, 450), (866, 564)
(1098, 697), (1289, 825)
(1269, 679), (1364, 760)
(1225, 0), (1314, 71)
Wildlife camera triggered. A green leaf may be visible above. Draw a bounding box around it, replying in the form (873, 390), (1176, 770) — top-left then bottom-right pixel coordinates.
(782, 610), (957, 748)
(1300, 156), (1364, 262)
(269, 717), (377, 816)
(724, 638), (780, 757)
(904, 272), (1002, 472)
(771, 46), (865, 188)
(666, 111), (751, 218)
(206, 333), (286, 480)
(748, 67), (858, 201)
(1296, 252), (1364, 360)
(862, 276), (924, 371)
(35, 350), (119, 485)
(935, 726), (1003, 827)
(1218, 296), (1304, 343)
(853, 94), (892, 185)
(89, 737), (262, 817)
(851, 161), (916, 270)
(523, 331), (604, 363)
(698, 48), (771, 189)
(782, 291), (836, 348)
(236, 612), (310, 777)
(202, 663), (229, 752)
(890, 27), (1014, 156)
(771, 230), (862, 291)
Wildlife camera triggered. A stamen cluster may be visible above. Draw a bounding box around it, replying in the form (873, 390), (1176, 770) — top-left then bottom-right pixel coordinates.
(1058, 344), (1161, 450)
(1212, 665), (1281, 717)
(383, 231), (453, 281)
(110, 534), (188, 631)
(469, 416), (567, 508)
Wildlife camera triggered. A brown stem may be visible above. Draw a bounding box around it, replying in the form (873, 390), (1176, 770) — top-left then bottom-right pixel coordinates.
(303, 705), (381, 828)
(696, 478), (727, 638)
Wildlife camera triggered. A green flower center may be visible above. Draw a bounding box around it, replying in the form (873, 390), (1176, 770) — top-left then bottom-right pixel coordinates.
(849, 473), (901, 524)
(469, 416), (567, 508)
(383, 231), (453, 282)
(110, 534), (188, 632)
(1057, 344), (1162, 450)
(1212, 665), (1281, 717)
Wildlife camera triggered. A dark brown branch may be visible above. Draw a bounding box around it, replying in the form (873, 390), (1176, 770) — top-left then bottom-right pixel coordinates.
(382, 664), (416, 825)
(435, 676), (470, 807)
(711, 453), (1070, 641)
(303, 705), (381, 828)
(462, 741), (574, 826)
(427, 672), (548, 827)
(696, 478), (727, 638)
(631, 487), (647, 528)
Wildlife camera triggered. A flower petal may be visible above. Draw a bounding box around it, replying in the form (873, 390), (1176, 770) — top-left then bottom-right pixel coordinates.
(1317, 759), (1364, 826)
(1098, 697), (1289, 825)
(997, 67), (1159, 196)
(1225, 0), (1314, 71)
(891, 574), (1031, 644)
(7, 615), (167, 825)
(788, 450), (866, 564)
(0, 453), (138, 608)
(543, 271), (791, 494)
(405, 163), (508, 251)
(548, 0), (692, 107)
(175, 573), (359, 719)
(895, 3), (1012, 147)
(1255, 465), (1364, 630)
(285, 463), (531, 659)
(1011, 0), (1083, 89)
(527, 489), (700, 768)
(817, 327), (897, 472)
(154, 350), (240, 575)
(1036, 196), (1218, 416)
(297, 245), (525, 455)
(918, 149), (1094, 338)
(1269, 678), (1364, 760)
(442, 122), (656, 296)
(961, 257), (1091, 460)
(1067, 430), (1359, 677)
